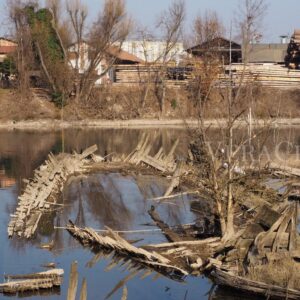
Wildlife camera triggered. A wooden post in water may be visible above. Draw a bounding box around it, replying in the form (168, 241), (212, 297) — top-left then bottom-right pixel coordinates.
(67, 261), (78, 300)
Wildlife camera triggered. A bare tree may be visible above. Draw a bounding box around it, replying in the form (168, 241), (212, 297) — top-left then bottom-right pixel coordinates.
(6, 0), (37, 98)
(46, 0), (69, 58)
(189, 2), (268, 240)
(46, 0), (61, 25)
(155, 0), (185, 116)
(193, 11), (224, 46)
(236, 0), (267, 63)
(67, 0), (131, 103)
(66, 0), (88, 102)
(188, 11), (225, 111)
(133, 26), (155, 108)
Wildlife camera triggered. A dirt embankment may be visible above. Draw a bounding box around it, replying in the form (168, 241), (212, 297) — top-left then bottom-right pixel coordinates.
(0, 86), (300, 126)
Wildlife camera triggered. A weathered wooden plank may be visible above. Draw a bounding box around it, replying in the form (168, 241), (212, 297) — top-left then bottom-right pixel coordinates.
(254, 205), (280, 229)
(0, 269), (64, 294)
(67, 262), (78, 300)
(211, 268), (300, 300)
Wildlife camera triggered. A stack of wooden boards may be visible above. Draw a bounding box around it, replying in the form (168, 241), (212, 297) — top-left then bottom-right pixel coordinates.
(286, 29), (300, 69)
(220, 63), (300, 89)
(114, 63), (300, 89)
(113, 64), (191, 88)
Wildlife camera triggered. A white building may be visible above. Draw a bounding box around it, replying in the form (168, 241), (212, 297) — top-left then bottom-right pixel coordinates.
(121, 40), (184, 64)
(0, 38), (17, 63)
(68, 42), (142, 85)
(68, 42), (109, 85)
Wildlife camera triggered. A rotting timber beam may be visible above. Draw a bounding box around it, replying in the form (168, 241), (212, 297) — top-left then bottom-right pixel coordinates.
(66, 221), (188, 278)
(210, 268), (300, 300)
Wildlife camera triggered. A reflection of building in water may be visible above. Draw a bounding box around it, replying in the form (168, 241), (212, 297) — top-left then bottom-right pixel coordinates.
(0, 168), (16, 188)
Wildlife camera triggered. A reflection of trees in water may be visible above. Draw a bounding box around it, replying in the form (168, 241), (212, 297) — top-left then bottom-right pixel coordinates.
(52, 212), (64, 254)
(4, 127), (300, 254)
(0, 131), (59, 221)
(135, 174), (188, 227)
(74, 180), (86, 228)
(62, 174), (133, 231)
(61, 128), (190, 158)
(135, 174), (168, 215)
(86, 174), (133, 230)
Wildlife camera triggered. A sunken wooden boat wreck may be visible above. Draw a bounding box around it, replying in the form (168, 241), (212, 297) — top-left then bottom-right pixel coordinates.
(6, 135), (300, 299)
(8, 135), (182, 240)
(8, 145), (98, 238)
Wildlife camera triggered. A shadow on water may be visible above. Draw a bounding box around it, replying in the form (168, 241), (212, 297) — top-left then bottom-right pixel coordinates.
(0, 127), (299, 299)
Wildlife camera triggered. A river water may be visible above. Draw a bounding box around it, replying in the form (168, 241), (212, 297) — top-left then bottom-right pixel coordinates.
(0, 127), (299, 300)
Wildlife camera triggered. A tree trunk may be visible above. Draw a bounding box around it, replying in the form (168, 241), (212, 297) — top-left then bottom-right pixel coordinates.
(35, 42), (57, 93)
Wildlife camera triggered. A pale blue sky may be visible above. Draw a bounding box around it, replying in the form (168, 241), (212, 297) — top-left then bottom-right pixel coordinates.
(0, 0), (299, 42)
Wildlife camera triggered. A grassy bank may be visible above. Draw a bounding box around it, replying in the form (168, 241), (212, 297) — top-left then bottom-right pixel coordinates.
(0, 86), (300, 122)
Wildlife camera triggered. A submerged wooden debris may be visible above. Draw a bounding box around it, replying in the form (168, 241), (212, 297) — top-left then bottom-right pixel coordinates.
(8, 145), (98, 238)
(7, 135), (181, 240)
(66, 221), (189, 279)
(6, 134), (300, 299)
(211, 268), (300, 300)
(66, 261), (87, 300)
(207, 202), (300, 298)
(269, 162), (300, 177)
(0, 269), (64, 294)
(124, 133), (178, 172)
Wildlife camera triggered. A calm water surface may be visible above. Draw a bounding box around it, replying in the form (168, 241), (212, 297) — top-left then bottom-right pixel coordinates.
(1, 127), (298, 300)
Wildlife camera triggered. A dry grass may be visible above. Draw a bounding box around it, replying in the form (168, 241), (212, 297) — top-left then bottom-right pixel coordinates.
(0, 89), (59, 120)
(63, 85), (197, 120)
(0, 85), (300, 121)
(247, 258), (300, 290)
(197, 87), (300, 119)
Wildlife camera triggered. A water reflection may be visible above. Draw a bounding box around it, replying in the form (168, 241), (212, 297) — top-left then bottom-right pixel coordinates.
(53, 172), (199, 250)
(212, 286), (266, 300)
(0, 127), (300, 299)
(0, 164), (16, 189)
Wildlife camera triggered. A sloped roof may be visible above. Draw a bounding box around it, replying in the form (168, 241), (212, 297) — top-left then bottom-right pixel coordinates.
(0, 37), (17, 44)
(107, 46), (144, 63)
(187, 37), (241, 53)
(0, 46), (17, 54)
(67, 42), (144, 64)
